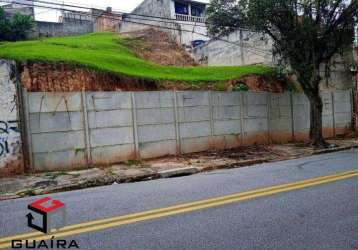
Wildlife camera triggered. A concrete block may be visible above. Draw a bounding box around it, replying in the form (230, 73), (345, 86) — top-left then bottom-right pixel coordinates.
(29, 112), (83, 133)
(270, 119), (291, 131)
(334, 113), (351, 124)
(32, 131), (85, 153)
(136, 108), (174, 125)
(213, 106), (240, 120)
(244, 92), (268, 105)
(212, 135), (241, 149)
(177, 92), (210, 107)
(334, 102), (351, 113)
(270, 93), (290, 107)
(322, 115), (333, 127)
(91, 144), (135, 165)
(88, 110), (132, 128)
(86, 92), (131, 111)
(178, 106), (210, 122)
(33, 150), (86, 171)
(244, 118), (268, 132)
(212, 92), (241, 106)
(29, 92), (82, 113)
(90, 127), (133, 147)
(179, 121), (211, 138)
(333, 91), (350, 102)
(140, 140), (177, 159)
(245, 105), (268, 118)
(181, 136), (211, 154)
(138, 124), (176, 143)
(270, 106), (291, 119)
(135, 91), (174, 108)
(293, 94), (309, 105)
(214, 120), (241, 135)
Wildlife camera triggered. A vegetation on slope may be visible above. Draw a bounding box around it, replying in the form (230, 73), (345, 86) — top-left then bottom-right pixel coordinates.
(0, 32), (273, 88)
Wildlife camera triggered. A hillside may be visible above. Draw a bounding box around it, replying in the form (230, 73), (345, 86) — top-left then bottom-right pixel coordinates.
(0, 32), (277, 90)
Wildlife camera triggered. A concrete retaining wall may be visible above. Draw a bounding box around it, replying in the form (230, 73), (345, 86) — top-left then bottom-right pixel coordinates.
(23, 90), (353, 172)
(0, 60), (23, 176)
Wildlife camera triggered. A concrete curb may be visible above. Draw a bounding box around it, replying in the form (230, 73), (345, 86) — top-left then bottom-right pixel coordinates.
(312, 145), (358, 155)
(1, 144), (357, 201)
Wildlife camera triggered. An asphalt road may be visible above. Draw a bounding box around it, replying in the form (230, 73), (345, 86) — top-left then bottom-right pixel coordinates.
(0, 149), (358, 250)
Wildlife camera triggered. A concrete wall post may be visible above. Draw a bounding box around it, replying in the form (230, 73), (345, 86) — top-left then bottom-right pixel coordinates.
(21, 87), (34, 172)
(173, 90), (181, 155)
(331, 92), (336, 138)
(209, 91), (214, 147)
(239, 91), (245, 145)
(290, 92), (295, 141)
(81, 90), (92, 166)
(131, 92), (140, 159)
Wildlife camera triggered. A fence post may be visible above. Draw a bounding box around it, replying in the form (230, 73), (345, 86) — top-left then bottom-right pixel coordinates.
(267, 93), (272, 143)
(209, 91), (215, 149)
(331, 92), (336, 138)
(350, 88), (356, 132)
(130, 92), (140, 159)
(81, 90), (91, 166)
(239, 91), (245, 145)
(173, 90), (181, 155)
(20, 87), (34, 172)
(290, 92), (295, 142)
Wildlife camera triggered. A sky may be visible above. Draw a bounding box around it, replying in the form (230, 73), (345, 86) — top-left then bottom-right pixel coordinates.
(29, 0), (209, 22)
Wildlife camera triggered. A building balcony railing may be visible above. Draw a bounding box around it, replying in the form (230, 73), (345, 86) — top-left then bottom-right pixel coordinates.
(175, 13), (206, 23)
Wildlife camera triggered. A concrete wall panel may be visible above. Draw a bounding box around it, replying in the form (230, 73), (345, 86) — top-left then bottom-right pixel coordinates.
(28, 92), (82, 113)
(135, 92), (174, 108)
(179, 122), (211, 139)
(91, 144), (135, 165)
(33, 150), (86, 172)
(86, 92), (131, 111)
(138, 124), (176, 143)
(214, 120), (241, 135)
(30, 112), (83, 133)
(140, 140), (177, 159)
(136, 108), (174, 125)
(32, 131), (85, 153)
(88, 110), (132, 129)
(90, 127), (133, 147)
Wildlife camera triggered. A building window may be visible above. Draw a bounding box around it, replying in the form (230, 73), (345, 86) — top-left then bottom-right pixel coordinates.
(191, 4), (205, 17)
(175, 2), (189, 15)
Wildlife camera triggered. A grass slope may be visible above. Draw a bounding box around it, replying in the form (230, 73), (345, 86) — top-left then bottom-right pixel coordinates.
(0, 33), (272, 85)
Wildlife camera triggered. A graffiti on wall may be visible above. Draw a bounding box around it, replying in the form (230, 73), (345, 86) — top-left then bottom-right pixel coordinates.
(0, 120), (20, 158)
(0, 60), (22, 174)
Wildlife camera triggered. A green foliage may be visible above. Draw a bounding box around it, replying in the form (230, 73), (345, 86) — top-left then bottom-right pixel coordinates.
(207, 0), (357, 87)
(0, 7), (33, 41)
(0, 32), (273, 85)
(233, 83), (249, 91)
(207, 0), (357, 145)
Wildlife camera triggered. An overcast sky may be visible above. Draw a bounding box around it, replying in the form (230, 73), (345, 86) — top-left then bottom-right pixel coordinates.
(32, 0), (209, 22)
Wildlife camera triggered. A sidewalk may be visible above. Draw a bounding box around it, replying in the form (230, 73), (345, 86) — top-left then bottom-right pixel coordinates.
(1, 138), (357, 200)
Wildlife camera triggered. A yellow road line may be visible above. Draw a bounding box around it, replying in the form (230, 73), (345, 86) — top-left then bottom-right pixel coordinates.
(1, 170), (357, 249)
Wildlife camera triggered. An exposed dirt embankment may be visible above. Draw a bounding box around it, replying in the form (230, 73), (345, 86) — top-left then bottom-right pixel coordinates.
(19, 61), (288, 92)
(121, 29), (197, 66)
(20, 62), (159, 92)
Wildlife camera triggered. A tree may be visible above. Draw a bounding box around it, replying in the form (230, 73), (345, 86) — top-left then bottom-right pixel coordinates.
(0, 7), (33, 41)
(206, 0), (358, 148)
(0, 7), (11, 41)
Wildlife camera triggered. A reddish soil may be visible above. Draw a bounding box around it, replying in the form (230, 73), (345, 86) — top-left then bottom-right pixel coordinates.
(121, 29), (197, 66)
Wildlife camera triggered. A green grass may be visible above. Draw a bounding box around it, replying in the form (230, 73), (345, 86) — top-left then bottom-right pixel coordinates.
(0, 33), (273, 85)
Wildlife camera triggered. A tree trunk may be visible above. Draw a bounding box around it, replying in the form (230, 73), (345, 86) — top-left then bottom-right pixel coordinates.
(307, 92), (329, 148)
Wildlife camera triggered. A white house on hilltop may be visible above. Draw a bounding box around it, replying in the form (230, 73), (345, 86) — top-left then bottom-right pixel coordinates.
(119, 0), (209, 46)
